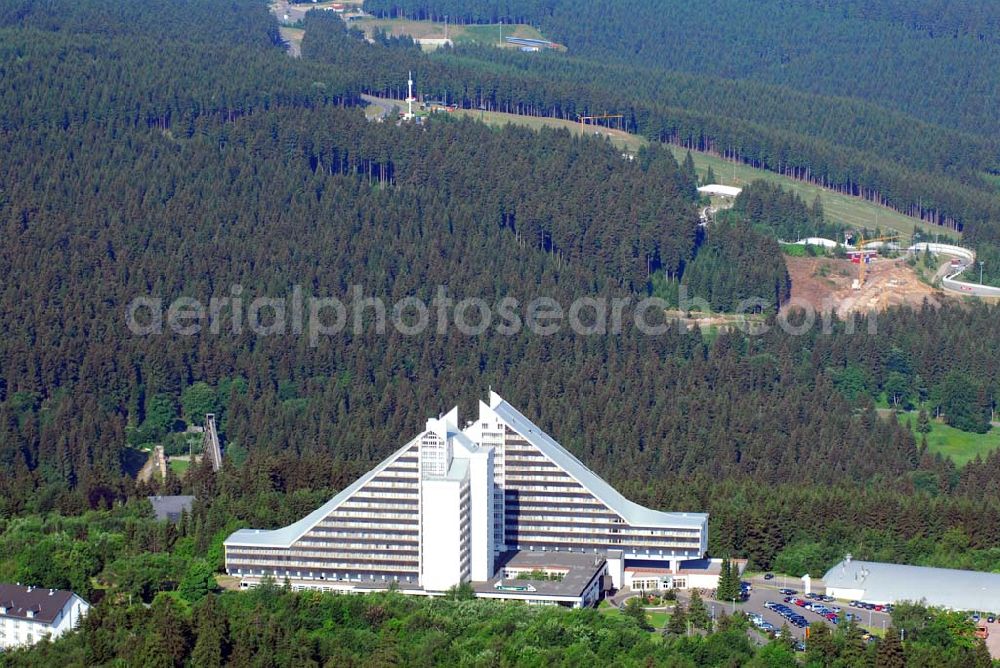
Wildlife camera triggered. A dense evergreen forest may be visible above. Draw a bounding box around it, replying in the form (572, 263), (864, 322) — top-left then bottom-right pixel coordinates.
(729, 181), (837, 243)
(3, 0), (1000, 663)
(362, 0), (1000, 138)
(302, 12), (1000, 284)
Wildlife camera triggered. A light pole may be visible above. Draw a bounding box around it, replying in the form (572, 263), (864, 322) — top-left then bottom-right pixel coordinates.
(980, 261), (985, 285)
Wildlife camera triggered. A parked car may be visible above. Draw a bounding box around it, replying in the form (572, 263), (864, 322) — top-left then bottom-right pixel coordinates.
(845, 613), (861, 622)
(779, 588), (797, 595)
(849, 600), (863, 608)
(764, 573), (775, 580)
(988, 616), (996, 623)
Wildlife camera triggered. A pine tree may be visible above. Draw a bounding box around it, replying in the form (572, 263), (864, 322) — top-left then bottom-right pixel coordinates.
(178, 559), (216, 604)
(805, 622), (834, 665)
(716, 558), (740, 602)
(810, 194), (824, 224)
(917, 407), (931, 433)
(705, 164), (717, 185)
(682, 150), (697, 183)
(191, 596), (227, 668)
(666, 602), (687, 635)
(687, 589), (711, 630)
(624, 596), (652, 631)
(875, 627), (906, 668)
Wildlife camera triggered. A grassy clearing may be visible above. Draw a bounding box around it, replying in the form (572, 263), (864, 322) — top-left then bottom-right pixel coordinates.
(597, 602), (672, 630)
(452, 108), (646, 153)
(279, 26), (304, 44)
(882, 408), (1000, 466)
(444, 108), (947, 239)
(923, 422), (1000, 466)
(355, 18), (544, 47)
(665, 147), (955, 241)
(169, 458), (191, 475)
(647, 611), (669, 628)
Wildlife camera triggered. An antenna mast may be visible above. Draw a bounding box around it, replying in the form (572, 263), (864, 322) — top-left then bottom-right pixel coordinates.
(405, 71), (415, 120)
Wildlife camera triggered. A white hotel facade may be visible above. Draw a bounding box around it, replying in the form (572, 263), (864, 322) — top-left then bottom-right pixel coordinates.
(225, 392), (710, 605)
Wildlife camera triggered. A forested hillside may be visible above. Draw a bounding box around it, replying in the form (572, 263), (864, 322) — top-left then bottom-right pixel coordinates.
(3, 0), (1000, 663)
(2, 0), (1000, 554)
(303, 12), (1000, 283)
(363, 0), (1000, 138)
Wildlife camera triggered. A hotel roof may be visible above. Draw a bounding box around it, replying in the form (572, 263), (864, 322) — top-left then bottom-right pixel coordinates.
(487, 392), (707, 530)
(224, 436), (418, 548)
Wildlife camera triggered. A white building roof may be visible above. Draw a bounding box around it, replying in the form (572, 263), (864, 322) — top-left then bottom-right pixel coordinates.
(486, 392), (707, 530)
(224, 436), (419, 548)
(697, 184), (742, 197)
(823, 559), (1000, 611)
(791, 237), (842, 248)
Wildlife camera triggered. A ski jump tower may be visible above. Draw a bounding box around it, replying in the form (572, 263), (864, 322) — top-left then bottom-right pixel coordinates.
(203, 413), (223, 472)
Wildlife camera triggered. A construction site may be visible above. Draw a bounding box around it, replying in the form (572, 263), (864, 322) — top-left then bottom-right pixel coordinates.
(785, 255), (944, 318)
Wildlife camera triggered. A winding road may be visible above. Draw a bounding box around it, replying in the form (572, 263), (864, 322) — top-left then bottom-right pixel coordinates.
(907, 242), (1000, 297)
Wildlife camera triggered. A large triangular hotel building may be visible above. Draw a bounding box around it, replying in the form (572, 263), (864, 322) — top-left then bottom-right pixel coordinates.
(225, 392), (710, 606)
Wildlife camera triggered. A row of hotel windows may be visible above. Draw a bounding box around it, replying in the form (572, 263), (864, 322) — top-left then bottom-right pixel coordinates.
(296, 541), (419, 551)
(319, 511), (421, 521)
(237, 570), (418, 583)
(511, 543), (701, 558)
(227, 547), (419, 560)
(297, 532), (419, 542)
(503, 491), (609, 505)
(507, 534), (701, 550)
(506, 515), (700, 535)
(229, 558), (419, 570)
(506, 522), (701, 547)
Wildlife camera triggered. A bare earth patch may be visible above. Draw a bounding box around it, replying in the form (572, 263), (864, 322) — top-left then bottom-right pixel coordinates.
(784, 256), (945, 318)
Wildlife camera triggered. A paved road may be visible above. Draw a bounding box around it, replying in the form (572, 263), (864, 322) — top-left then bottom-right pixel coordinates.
(360, 94), (402, 121)
(908, 242), (1000, 297)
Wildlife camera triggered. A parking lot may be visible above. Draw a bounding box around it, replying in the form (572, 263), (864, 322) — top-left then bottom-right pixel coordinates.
(703, 580), (894, 640)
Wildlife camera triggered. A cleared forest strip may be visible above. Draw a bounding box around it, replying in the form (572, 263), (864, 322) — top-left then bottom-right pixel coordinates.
(449, 107), (953, 239)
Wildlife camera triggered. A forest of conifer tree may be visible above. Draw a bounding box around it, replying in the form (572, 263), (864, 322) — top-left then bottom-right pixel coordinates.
(2, 0), (1000, 663)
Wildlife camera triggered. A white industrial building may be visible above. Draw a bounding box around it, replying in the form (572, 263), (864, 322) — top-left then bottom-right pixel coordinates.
(824, 556), (1000, 612)
(0, 584), (89, 649)
(225, 392), (710, 606)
